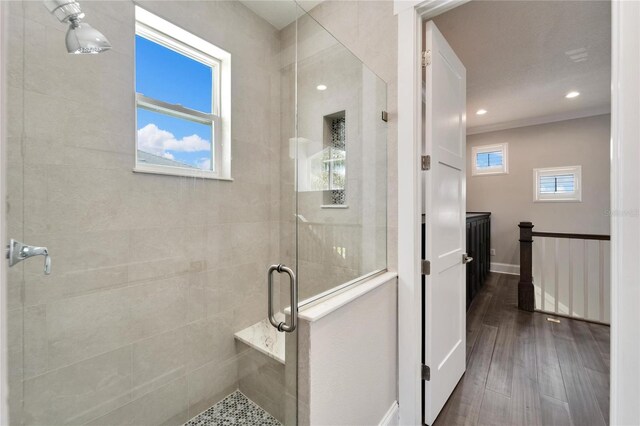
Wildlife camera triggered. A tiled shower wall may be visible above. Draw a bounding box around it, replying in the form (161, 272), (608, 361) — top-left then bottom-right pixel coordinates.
(5, 1), (290, 424)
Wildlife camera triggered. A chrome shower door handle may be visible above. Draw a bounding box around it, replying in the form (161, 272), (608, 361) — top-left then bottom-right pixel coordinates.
(267, 264), (298, 333)
(6, 239), (52, 275)
(279, 265), (298, 333)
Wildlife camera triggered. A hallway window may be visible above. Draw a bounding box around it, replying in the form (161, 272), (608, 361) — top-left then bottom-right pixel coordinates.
(472, 143), (508, 175)
(134, 6), (231, 179)
(534, 165), (582, 202)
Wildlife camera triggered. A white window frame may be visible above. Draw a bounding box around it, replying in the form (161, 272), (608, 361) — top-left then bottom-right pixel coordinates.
(471, 143), (508, 176)
(134, 6), (232, 180)
(533, 165), (582, 202)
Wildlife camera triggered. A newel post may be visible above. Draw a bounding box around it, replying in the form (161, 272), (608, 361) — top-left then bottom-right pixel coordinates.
(518, 222), (535, 312)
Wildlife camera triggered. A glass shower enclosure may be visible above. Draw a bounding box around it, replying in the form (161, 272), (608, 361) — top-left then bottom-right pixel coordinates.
(2, 1), (387, 424)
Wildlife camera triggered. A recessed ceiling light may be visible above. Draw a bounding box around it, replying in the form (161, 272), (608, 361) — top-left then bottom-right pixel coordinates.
(565, 47), (589, 63)
(316, 84), (327, 91)
(566, 91), (580, 99)
(476, 109), (487, 115)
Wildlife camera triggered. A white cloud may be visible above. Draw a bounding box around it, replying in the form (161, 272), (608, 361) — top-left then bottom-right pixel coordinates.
(137, 123), (210, 157)
(196, 158), (212, 170)
(162, 152), (175, 160)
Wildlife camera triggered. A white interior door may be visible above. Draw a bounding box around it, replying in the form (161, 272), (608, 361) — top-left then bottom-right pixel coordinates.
(422, 20), (467, 425)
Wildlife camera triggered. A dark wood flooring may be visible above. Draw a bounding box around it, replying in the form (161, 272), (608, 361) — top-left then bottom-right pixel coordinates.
(433, 273), (610, 426)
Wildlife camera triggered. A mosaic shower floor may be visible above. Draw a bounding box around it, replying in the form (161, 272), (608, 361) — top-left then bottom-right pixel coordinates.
(184, 391), (281, 426)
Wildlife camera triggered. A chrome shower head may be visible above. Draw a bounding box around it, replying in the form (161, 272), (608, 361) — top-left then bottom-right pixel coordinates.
(43, 0), (111, 54)
(65, 20), (112, 54)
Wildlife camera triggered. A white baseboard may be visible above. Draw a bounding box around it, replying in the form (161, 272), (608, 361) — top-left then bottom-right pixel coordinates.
(379, 401), (399, 426)
(490, 262), (520, 276)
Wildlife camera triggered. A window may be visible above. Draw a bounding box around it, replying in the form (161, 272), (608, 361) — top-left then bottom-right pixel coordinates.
(533, 166), (582, 202)
(134, 7), (231, 179)
(472, 143), (508, 175)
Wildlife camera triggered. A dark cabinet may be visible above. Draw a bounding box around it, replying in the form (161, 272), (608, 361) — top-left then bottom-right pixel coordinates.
(466, 212), (491, 309)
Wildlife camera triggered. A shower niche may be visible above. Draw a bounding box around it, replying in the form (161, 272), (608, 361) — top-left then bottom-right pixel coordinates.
(298, 110), (348, 207)
(321, 111), (347, 207)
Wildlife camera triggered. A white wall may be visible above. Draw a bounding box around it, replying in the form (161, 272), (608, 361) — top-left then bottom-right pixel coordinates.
(467, 115), (611, 267)
(298, 273), (398, 426)
(611, 1), (640, 424)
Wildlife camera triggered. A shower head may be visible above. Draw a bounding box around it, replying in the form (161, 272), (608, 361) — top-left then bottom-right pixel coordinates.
(43, 0), (111, 54)
(65, 20), (112, 54)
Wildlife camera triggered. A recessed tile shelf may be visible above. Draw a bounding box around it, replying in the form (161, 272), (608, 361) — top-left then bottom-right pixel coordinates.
(184, 390), (281, 426)
(234, 313), (285, 365)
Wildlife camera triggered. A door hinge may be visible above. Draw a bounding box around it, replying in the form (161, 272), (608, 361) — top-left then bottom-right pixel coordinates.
(422, 49), (432, 68)
(422, 364), (431, 381)
(421, 260), (431, 275)
(381, 111), (388, 122)
(421, 155), (431, 171)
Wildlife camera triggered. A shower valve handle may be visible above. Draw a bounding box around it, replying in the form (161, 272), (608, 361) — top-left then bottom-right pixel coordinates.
(6, 239), (52, 275)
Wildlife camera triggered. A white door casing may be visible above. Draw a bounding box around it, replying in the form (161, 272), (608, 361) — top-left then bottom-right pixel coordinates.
(422, 20), (467, 425)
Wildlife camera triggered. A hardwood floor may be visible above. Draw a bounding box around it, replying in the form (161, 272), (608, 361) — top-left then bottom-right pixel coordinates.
(433, 273), (610, 426)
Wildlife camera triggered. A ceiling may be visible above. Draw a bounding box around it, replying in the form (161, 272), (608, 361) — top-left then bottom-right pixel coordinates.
(432, 1), (611, 134)
(240, 1), (324, 30)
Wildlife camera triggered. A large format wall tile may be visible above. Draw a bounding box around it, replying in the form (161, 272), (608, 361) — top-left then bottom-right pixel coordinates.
(45, 275), (188, 370)
(187, 357), (239, 418)
(237, 342), (286, 423)
(88, 377), (189, 426)
(132, 328), (187, 399)
(23, 346), (133, 425)
(185, 314), (236, 372)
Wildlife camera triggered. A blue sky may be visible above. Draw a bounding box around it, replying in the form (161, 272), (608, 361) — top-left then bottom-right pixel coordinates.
(539, 174), (575, 194)
(136, 35), (213, 169)
(476, 151), (503, 169)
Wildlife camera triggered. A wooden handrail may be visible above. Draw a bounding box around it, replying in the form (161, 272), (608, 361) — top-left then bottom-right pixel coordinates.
(531, 231), (610, 241)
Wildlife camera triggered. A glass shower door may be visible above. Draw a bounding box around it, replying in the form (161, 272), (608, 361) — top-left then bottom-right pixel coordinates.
(294, 8), (389, 306)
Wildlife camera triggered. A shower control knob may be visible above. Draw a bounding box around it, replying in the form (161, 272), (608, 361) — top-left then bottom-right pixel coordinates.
(6, 239), (52, 275)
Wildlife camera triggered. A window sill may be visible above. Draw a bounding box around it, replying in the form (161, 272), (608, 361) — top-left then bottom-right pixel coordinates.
(321, 204), (349, 209)
(133, 166), (233, 181)
(472, 170), (508, 176)
(533, 198), (582, 203)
